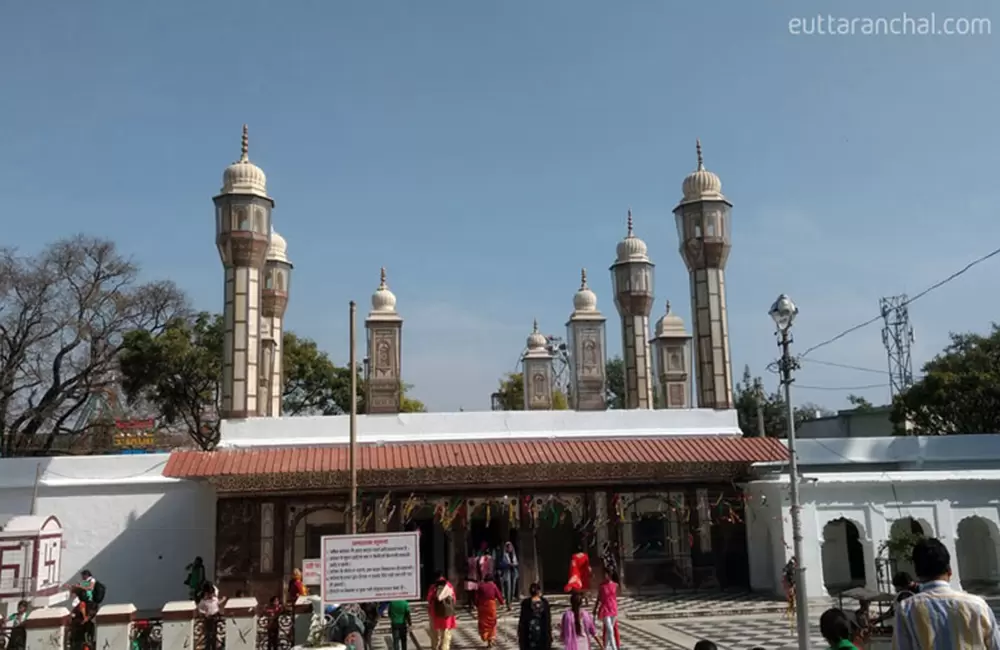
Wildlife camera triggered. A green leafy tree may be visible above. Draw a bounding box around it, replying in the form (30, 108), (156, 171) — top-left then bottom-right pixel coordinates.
(733, 366), (830, 437)
(493, 372), (568, 410)
(891, 324), (1000, 435)
(605, 356), (625, 409)
(847, 394), (876, 412)
(0, 236), (186, 457)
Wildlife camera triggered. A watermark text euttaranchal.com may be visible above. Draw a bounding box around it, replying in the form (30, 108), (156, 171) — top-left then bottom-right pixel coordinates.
(789, 13), (991, 37)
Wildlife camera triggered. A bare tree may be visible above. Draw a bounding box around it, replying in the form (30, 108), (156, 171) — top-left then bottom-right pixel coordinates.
(0, 236), (187, 456)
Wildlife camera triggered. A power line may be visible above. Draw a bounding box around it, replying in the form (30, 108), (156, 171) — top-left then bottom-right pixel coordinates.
(799, 244), (1000, 358)
(796, 383), (889, 392)
(798, 358), (887, 375)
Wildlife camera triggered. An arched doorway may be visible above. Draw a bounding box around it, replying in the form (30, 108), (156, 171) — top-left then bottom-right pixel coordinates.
(957, 516), (1000, 593)
(821, 518), (867, 594)
(888, 517), (928, 578)
(536, 502), (578, 593)
(404, 506), (450, 595)
(288, 506), (346, 576)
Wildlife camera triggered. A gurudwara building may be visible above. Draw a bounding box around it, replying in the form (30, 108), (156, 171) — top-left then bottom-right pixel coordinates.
(163, 126), (788, 602)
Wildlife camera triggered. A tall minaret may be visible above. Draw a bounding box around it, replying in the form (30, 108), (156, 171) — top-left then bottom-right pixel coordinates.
(610, 209), (655, 409)
(522, 320), (554, 410)
(214, 125), (272, 419)
(673, 140), (734, 409)
(651, 301), (692, 409)
(260, 228), (292, 416)
(365, 268), (403, 414)
(566, 269), (607, 411)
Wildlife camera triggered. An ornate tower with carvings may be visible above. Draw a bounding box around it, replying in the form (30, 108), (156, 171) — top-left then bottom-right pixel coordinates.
(566, 269), (607, 410)
(673, 141), (734, 409)
(365, 268), (403, 414)
(259, 229), (292, 417)
(610, 210), (655, 410)
(522, 320), (554, 410)
(651, 301), (692, 409)
(214, 125), (272, 419)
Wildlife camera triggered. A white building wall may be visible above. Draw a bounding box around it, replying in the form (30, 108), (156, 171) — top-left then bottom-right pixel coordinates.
(746, 473), (1000, 598)
(0, 454), (215, 611)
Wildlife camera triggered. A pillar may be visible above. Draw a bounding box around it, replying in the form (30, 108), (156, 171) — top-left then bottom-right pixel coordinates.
(95, 604), (136, 650)
(610, 210), (655, 410)
(522, 321), (554, 410)
(365, 268), (403, 414)
(566, 269), (607, 411)
(223, 597), (258, 650)
(161, 601), (196, 650)
(22, 607), (67, 650)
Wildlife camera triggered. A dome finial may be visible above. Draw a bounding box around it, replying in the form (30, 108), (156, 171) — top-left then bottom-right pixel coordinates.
(580, 268), (588, 289)
(696, 139), (704, 171)
(533, 318), (539, 333)
(379, 266), (387, 289)
(627, 208), (633, 236)
(665, 300), (671, 314)
(240, 124), (249, 162)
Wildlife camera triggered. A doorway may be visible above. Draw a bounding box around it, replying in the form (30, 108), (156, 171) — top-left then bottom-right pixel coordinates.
(405, 516), (448, 594)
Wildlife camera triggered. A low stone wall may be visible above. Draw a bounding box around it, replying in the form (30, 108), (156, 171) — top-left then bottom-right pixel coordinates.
(7, 596), (313, 650)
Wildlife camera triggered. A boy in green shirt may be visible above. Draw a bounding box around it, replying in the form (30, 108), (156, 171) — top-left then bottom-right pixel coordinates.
(387, 600), (412, 650)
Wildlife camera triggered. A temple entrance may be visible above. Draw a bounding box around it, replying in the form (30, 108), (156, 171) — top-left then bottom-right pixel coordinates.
(535, 504), (577, 593)
(291, 506), (346, 574)
(821, 518), (867, 594)
(956, 516), (1000, 593)
(405, 516), (449, 594)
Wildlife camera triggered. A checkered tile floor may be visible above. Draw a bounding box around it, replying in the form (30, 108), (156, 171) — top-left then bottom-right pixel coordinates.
(660, 615), (827, 650)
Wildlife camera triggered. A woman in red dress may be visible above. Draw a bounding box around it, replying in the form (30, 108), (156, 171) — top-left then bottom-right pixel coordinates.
(564, 545), (592, 594)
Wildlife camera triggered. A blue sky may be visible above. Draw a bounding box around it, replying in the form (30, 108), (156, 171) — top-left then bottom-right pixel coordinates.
(2, 0), (998, 412)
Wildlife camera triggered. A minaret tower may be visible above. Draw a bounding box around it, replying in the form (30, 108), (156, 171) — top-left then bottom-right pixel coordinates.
(522, 320), (554, 410)
(610, 209), (655, 409)
(214, 125), (272, 419)
(365, 268), (403, 414)
(651, 301), (693, 409)
(566, 269), (607, 410)
(673, 140), (734, 409)
(260, 228), (292, 417)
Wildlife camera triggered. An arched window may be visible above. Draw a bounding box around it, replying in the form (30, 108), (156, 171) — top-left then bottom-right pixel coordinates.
(276, 271), (285, 292)
(235, 208), (250, 231)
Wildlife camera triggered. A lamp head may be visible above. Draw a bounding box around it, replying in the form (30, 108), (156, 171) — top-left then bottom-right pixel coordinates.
(769, 294), (798, 331)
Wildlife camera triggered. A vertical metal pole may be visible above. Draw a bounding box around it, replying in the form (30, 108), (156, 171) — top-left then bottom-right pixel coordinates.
(349, 301), (358, 534)
(782, 328), (810, 649)
(30, 462), (42, 515)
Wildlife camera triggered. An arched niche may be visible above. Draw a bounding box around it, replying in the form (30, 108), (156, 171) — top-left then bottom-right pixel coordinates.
(286, 505), (346, 574)
(956, 516), (1000, 592)
(821, 517), (869, 594)
(887, 516), (931, 577)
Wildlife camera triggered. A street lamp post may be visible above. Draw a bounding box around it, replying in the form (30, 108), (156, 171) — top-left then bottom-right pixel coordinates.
(769, 293), (809, 650)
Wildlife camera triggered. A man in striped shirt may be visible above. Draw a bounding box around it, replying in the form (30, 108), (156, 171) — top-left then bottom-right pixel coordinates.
(894, 537), (1000, 649)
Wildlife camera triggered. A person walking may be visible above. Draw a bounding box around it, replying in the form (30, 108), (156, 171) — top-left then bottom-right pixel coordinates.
(387, 600), (411, 650)
(819, 608), (859, 650)
(185, 557), (207, 601)
(517, 583), (551, 650)
(593, 570), (620, 650)
(894, 537), (1000, 649)
(476, 573), (505, 648)
(559, 592), (596, 650)
(428, 571), (457, 650)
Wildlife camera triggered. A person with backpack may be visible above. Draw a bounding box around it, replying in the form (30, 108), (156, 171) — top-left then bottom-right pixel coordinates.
(517, 583), (551, 650)
(69, 587), (95, 650)
(426, 570), (457, 650)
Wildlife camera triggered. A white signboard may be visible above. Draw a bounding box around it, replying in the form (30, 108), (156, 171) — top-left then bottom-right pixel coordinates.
(302, 558), (322, 586)
(321, 532), (420, 604)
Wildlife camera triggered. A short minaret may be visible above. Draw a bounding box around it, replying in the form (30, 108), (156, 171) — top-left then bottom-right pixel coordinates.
(651, 301), (692, 409)
(260, 228), (292, 417)
(673, 140), (734, 409)
(566, 269), (607, 410)
(365, 268), (403, 414)
(610, 209), (655, 409)
(522, 320), (554, 410)
(214, 125), (272, 419)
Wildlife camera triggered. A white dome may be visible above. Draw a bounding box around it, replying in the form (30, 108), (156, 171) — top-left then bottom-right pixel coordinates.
(680, 140), (725, 204)
(526, 320), (547, 350)
(371, 267), (397, 313)
(221, 125), (269, 198)
(615, 209), (649, 262)
(654, 301), (688, 338)
(266, 227), (288, 263)
(573, 268), (598, 312)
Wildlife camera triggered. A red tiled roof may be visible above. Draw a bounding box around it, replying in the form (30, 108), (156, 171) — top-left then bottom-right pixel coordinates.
(164, 436), (788, 479)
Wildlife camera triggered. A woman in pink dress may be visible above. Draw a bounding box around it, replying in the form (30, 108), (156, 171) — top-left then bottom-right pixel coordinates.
(593, 571), (619, 650)
(559, 592), (596, 650)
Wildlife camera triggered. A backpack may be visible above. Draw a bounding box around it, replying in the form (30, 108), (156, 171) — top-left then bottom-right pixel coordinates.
(432, 585), (454, 619)
(91, 581), (106, 605)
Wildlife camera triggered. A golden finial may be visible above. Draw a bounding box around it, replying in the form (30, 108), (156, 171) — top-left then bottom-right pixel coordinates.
(627, 208), (633, 236)
(379, 266), (387, 288)
(240, 124), (249, 162)
(580, 268), (588, 289)
(696, 139), (704, 170)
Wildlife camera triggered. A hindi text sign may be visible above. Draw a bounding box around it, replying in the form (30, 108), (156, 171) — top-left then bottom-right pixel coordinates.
(321, 532), (420, 604)
(302, 558), (322, 586)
